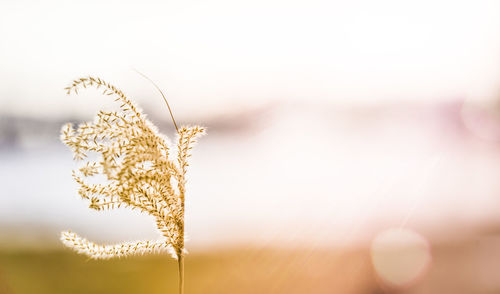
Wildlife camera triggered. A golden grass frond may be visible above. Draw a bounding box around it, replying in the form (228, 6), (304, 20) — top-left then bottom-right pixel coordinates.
(60, 231), (176, 259)
(60, 77), (205, 263)
(64, 76), (142, 117)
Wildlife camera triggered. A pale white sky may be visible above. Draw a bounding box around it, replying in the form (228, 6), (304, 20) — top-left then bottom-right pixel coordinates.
(2, 0), (500, 118)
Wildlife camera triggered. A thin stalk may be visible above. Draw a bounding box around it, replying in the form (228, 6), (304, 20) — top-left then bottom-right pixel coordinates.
(133, 69), (179, 133)
(178, 254), (185, 294)
(134, 69), (184, 292)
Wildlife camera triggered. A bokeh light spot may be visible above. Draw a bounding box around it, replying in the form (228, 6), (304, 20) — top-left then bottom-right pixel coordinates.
(370, 228), (432, 289)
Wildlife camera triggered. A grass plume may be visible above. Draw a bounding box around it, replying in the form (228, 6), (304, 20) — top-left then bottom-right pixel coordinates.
(60, 76), (205, 294)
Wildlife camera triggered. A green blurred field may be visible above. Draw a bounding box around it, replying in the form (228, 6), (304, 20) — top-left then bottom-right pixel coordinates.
(0, 247), (375, 294)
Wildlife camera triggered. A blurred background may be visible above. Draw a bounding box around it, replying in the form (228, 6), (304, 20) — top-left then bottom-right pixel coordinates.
(2, 0), (500, 293)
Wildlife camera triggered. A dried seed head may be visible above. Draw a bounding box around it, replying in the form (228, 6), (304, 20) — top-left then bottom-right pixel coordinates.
(61, 77), (205, 260)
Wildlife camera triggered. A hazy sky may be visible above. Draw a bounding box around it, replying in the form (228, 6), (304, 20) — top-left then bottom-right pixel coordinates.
(2, 0), (500, 118)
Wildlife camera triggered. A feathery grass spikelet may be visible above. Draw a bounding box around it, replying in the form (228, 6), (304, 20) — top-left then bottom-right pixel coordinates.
(61, 231), (175, 259)
(60, 76), (205, 262)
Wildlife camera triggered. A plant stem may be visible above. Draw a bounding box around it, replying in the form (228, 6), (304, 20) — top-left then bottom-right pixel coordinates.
(178, 254), (184, 294)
